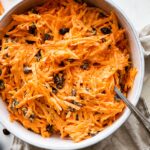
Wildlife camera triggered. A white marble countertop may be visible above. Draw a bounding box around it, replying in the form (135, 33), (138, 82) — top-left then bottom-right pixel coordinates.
(0, 0), (150, 150)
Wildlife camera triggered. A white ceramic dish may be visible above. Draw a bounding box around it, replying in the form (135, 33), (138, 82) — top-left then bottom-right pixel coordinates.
(0, 0), (144, 149)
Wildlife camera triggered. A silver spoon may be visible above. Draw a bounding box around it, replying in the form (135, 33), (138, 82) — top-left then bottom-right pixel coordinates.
(114, 87), (150, 133)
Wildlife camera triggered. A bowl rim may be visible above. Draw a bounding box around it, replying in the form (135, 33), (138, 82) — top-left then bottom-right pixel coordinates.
(0, 0), (144, 149)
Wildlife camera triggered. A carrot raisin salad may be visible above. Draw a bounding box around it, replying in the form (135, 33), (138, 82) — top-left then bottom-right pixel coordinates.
(0, 0), (136, 142)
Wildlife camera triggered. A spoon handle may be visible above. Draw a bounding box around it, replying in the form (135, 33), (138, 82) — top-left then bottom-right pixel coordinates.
(114, 87), (150, 133)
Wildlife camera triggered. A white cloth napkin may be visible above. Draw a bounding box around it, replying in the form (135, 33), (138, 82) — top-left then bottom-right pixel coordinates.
(140, 25), (150, 56)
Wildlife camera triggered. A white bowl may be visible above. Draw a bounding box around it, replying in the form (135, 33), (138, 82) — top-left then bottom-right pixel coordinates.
(0, 0), (144, 149)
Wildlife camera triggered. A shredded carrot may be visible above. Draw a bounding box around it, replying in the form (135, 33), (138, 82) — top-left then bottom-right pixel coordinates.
(0, 0), (137, 142)
(0, 1), (4, 15)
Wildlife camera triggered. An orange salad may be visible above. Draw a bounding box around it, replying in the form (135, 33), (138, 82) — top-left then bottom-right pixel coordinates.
(0, 0), (137, 142)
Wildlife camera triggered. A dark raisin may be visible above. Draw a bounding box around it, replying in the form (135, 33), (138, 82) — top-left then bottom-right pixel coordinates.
(29, 113), (35, 121)
(44, 33), (53, 41)
(26, 40), (35, 44)
(59, 28), (70, 35)
(76, 114), (79, 120)
(35, 50), (42, 61)
(101, 38), (106, 43)
(108, 45), (111, 49)
(59, 61), (65, 67)
(74, 0), (83, 3)
(101, 27), (111, 35)
(0, 69), (2, 75)
(120, 84), (124, 91)
(46, 124), (53, 133)
(102, 90), (106, 94)
(0, 80), (5, 90)
(4, 34), (9, 38)
(22, 107), (28, 116)
(3, 53), (9, 59)
(53, 72), (65, 89)
(93, 62), (100, 66)
(52, 87), (58, 94)
(68, 107), (76, 112)
(91, 27), (97, 35)
(125, 66), (129, 72)
(23, 66), (32, 74)
(88, 132), (97, 137)
(29, 24), (37, 35)
(95, 112), (100, 115)
(72, 100), (82, 107)
(80, 60), (90, 70)
(11, 99), (19, 110)
(85, 87), (89, 91)
(118, 23), (122, 29)
(7, 66), (11, 74)
(67, 59), (75, 63)
(80, 95), (84, 100)
(114, 95), (120, 102)
(30, 8), (38, 14)
(3, 129), (10, 135)
(71, 89), (76, 96)
(4, 46), (8, 50)
(9, 25), (17, 32)
(99, 12), (107, 18)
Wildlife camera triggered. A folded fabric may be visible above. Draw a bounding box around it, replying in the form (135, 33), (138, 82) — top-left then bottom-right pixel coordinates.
(140, 24), (150, 56)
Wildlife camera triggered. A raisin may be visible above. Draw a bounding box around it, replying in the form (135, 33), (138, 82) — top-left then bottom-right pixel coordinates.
(53, 72), (65, 89)
(0, 69), (2, 75)
(99, 12), (107, 18)
(91, 27), (97, 35)
(102, 90), (106, 94)
(76, 114), (79, 120)
(59, 61), (65, 67)
(101, 38), (106, 43)
(22, 107), (28, 116)
(44, 33), (53, 41)
(6, 66), (11, 74)
(46, 124), (53, 133)
(74, 0), (83, 3)
(72, 100), (82, 107)
(0, 80), (5, 90)
(30, 8), (38, 14)
(125, 66), (129, 72)
(71, 89), (76, 96)
(29, 113), (35, 121)
(88, 132), (97, 137)
(68, 107), (76, 112)
(59, 28), (70, 35)
(29, 24), (37, 35)
(26, 40), (35, 44)
(9, 25), (17, 32)
(4, 34), (9, 38)
(11, 99), (19, 110)
(101, 27), (111, 34)
(35, 50), (42, 61)
(4, 46), (8, 50)
(93, 62), (100, 66)
(67, 59), (75, 63)
(52, 87), (58, 94)
(114, 94), (121, 102)
(3, 53), (9, 59)
(80, 60), (90, 70)
(3, 129), (10, 135)
(23, 66), (32, 74)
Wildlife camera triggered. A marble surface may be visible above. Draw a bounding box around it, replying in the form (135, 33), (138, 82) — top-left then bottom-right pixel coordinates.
(0, 0), (150, 150)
